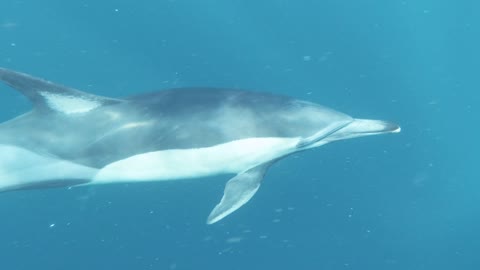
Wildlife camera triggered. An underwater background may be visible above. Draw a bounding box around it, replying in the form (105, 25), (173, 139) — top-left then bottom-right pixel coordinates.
(0, 0), (478, 269)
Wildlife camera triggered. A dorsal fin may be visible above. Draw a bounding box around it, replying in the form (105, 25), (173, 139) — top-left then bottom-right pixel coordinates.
(0, 67), (122, 114)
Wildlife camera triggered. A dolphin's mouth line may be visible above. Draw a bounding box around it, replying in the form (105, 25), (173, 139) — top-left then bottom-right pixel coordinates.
(325, 119), (401, 142)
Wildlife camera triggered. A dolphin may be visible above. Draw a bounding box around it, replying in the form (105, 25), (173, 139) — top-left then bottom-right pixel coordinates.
(0, 67), (400, 224)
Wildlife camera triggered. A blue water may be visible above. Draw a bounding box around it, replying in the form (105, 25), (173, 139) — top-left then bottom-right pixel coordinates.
(1, 0), (478, 269)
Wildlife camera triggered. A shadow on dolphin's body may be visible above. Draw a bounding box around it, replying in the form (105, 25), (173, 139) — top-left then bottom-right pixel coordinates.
(0, 67), (400, 224)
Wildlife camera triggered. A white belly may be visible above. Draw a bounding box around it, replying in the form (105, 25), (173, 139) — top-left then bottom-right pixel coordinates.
(93, 137), (300, 183)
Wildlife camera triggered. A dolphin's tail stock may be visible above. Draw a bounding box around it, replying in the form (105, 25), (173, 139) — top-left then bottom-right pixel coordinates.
(0, 144), (96, 192)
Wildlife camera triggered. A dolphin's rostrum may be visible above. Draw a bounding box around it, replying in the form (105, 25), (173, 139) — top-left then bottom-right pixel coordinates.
(0, 67), (400, 224)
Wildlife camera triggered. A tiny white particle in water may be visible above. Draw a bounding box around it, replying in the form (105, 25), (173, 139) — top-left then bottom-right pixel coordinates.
(10, 43), (16, 47)
(49, 223), (55, 228)
(225, 237), (243, 244)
